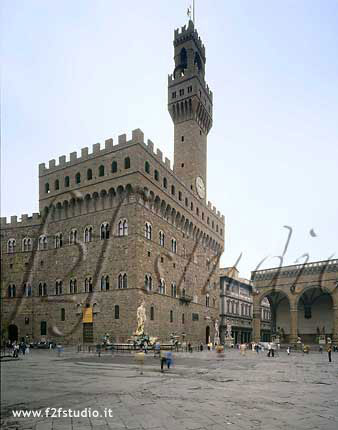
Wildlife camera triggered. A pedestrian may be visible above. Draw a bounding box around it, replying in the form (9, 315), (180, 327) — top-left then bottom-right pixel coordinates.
(188, 342), (192, 353)
(160, 350), (167, 372)
(327, 344), (332, 363)
(154, 341), (160, 358)
(267, 342), (272, 357)
(319, 345), (323, 353)
(240, 343), (246, 356)
(166, 350), (173, 369)
(200, 343), (203, 351)
(270, 342), (276, 357)
(96, 343), (101, 357)
(286, 346), (290, 356)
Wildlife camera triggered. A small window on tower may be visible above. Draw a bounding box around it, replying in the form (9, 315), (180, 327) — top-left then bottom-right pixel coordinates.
(188, 86), (192, 93)
(181, 163), (184, 168)
(172, 91), (176, 99)
(181, 136), (184, 142)
(179, 89), (184, 96)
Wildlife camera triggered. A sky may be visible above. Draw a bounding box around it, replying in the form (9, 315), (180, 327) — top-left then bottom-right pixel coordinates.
(2, 0), (338, 278)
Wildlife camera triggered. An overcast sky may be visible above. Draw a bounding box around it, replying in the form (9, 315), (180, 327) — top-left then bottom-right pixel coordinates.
(2, 0), (338, 278)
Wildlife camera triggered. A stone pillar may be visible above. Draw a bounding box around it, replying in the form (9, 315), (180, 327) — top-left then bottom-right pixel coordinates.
(252, 306), (261, 343)
(289, 306), (298, 344)
(332, 304), (338, 344)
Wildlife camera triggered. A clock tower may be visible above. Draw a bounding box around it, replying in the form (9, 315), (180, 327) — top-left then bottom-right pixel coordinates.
(168, 20), (213, 201)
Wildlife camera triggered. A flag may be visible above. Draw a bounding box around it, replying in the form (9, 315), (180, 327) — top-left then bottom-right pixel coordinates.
(187, 6), (192, 18)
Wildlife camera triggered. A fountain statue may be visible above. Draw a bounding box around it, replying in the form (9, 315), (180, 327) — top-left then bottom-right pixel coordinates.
(132, 300), (157, 350)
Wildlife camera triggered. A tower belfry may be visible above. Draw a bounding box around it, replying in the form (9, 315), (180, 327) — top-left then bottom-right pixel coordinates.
(168, 19), (213, 201)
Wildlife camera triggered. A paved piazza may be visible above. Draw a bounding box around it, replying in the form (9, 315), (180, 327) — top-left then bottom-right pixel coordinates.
(1, 348), (337, 430)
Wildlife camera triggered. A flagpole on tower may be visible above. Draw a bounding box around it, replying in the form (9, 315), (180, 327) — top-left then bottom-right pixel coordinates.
(193, 0), (195, 25)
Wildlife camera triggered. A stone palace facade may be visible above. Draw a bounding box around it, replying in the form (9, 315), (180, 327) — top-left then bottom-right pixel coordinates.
(1, 20), (224, 345)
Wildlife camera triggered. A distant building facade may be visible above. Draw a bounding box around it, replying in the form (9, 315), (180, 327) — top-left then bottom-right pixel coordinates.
(219, 267), (271, 344)
(251, 260), (338, 344)
(1, 20), (224, 346)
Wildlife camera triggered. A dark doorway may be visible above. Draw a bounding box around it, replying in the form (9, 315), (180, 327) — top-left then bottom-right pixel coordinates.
(8, 324), (18, 342)
(205, 326), (210, 344)
(83, 323), (93, 343)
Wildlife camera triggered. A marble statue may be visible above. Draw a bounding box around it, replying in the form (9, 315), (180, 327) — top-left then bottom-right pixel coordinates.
(225, 319), (232, 339)
(135, 300), (146, 336)
(214, 319), (219, 339)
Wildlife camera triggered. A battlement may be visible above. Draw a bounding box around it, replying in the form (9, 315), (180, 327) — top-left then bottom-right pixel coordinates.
(174, 20), (205, 60)
(1, 212), (42, 229)
(140, 140), (223, 223)
(39, 129), (145, 176)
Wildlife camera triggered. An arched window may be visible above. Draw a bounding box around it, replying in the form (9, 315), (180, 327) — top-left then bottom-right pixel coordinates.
(206, 293), (210, 307)
(118, 273), (128, 289)
(180, 47), (187, 68)
(55, 280), (63, 295)
(159, 231), (165, 247)
(22, 238), (33, 252)
(54, 179), (60, 190)
(171, 282), (177, 297)
(85, 277), (93, 293)
(159, 279), (165, 295)
(61, 308), (66, 321)
(118, 219), (128, 236)
(145, 161), (150, 174)
(171, 238), (177, 254)
(38, 235), (48, 250)
(70, 279), (77, 294)
(45, 183), (50, 194)
(111, 161), (117, 173)
(84, 226), (93, 243)
(163, 177), (167, 188)
(145, 274), (152, 291)
(75, 172), (81, 184)
(98, 165), (105, 177)
(114, 305), (120, 319)
(101, 275), (110, 291)
(170, 310), (173, 323)
(7, 239), (16, 253)
(171, 185), (175, 196)
(64, 176), (70, 187)
(145, 222), (152, 240)
(69, 229), (77, 245)
(23, 283), (32, 297)
(55, 233), (63, 249)
(124, 157), (131, 169)
(39, 283), (47, 296)
(150, 306), (154, 321)
(8, 284), (16, 298)
(182, 313), (185, 324)
(100, 222), (110, 240)
(154, 170), (159, 181)
(87, 168), (92, 180)
(194, 52), (202, 72)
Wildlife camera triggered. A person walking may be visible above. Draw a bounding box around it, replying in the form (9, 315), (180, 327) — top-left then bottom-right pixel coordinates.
(160, 350), (167, 372)
(166, 350), (173, 369)
(267, 342), (272, 357)
(327, 344), (332, 363)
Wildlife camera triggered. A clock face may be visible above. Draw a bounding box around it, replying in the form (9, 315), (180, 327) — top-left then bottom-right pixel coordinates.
(196, 176), (205, 199)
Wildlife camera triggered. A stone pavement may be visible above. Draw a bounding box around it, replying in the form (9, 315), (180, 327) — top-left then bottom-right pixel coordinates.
(1, 348), (337, 430)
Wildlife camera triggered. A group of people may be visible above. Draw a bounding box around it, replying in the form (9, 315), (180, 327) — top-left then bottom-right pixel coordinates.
(5, 340), (29, 358)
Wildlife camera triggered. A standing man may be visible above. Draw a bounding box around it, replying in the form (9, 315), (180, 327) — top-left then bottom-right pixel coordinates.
(327, 344), (332, 363)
